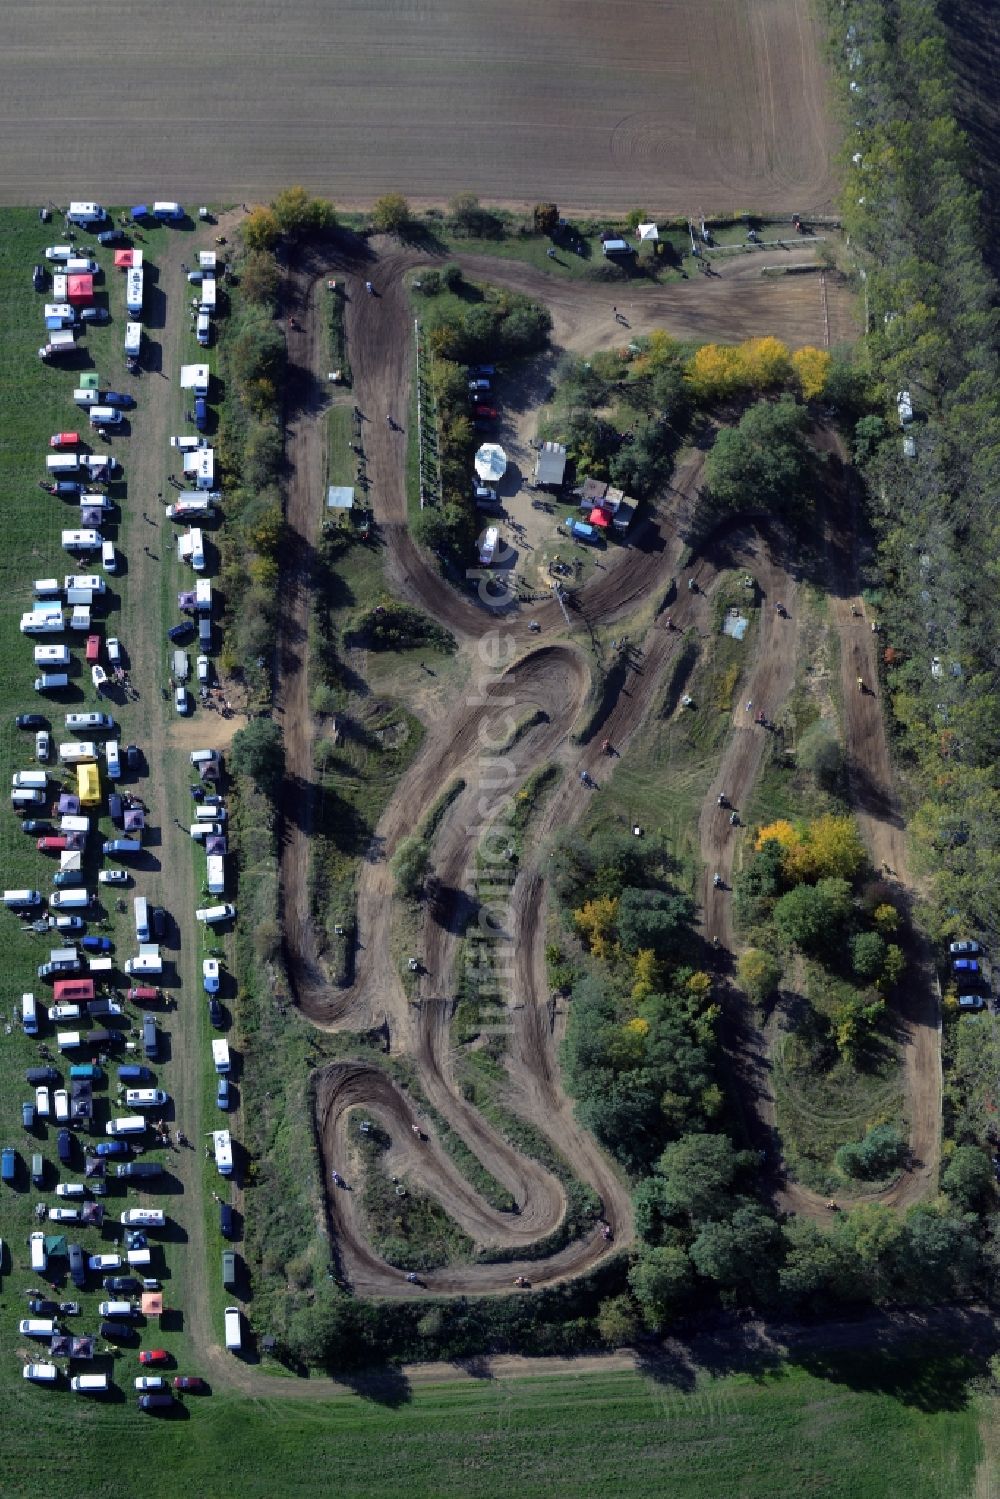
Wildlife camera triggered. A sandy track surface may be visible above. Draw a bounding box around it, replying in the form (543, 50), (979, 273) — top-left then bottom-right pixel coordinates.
(272, 233), (935, 1304)
(3, 1), (835, 213)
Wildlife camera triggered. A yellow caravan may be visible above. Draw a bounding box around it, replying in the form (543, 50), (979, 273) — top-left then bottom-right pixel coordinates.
(76, 762), (100, 806)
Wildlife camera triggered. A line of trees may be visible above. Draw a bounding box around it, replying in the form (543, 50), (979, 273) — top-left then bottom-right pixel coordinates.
(828, 0), (1000, 950)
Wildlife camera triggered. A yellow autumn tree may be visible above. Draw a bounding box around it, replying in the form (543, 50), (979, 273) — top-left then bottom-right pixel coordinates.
(242, 205), (281, 252)
(872, 902), (900, 937)
(685, 343), (744, 400)
(625, 1016), (650, 1037)
(633, 329), (680, 376)
(756, 819), (802, 856)
(686, 971), (713, 1003)
(793, 814), (866, 882)
(631, 948), (659, 1002)
(573, 896), (618, 959)
(735, 336), (792, 390)
(791, 346), (832, 400)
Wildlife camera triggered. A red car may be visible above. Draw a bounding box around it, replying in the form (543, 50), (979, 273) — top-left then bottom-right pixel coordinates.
(128, 987), (159, 1002)
(85, 635), (101, 665)
(173, 1375), (206, 1391)
(139, 1349), (169, 1366)
(474, 405), (498, 420)
(50, 432), (80, 448)
(37, 837), (68, 854)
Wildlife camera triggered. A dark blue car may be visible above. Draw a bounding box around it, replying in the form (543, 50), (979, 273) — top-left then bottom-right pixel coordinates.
(167, 622), (195, 643)
(95, 1140), (130, 1158)
(82, 935), (113, 954)
(102, 392), (136, 410)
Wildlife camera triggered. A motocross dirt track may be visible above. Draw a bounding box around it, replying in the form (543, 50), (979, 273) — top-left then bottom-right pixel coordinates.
(274, 236), (936, 1298)
(2, 0), (836, 214)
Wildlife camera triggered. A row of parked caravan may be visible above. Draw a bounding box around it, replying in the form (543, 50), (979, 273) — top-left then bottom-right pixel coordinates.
(9, 201), (198, 1407)
(9, 199), (243, 1401)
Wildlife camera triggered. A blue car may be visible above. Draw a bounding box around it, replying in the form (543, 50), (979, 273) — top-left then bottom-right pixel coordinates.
(82, 935), (113, 954)
(94, 1140), (130, 1158)
(953, 958), (980, 974)
(97, 228), (127, 246)
(101, 391), (136, 410)
(217, 1077), (231, 1111)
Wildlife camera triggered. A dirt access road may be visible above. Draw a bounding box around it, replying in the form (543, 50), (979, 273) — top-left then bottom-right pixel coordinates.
(2, 0), (835, 213)
(275, 234), (936, 1298)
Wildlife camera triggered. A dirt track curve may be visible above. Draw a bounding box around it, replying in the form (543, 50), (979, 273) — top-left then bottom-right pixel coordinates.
(273, 234), (937, 1299)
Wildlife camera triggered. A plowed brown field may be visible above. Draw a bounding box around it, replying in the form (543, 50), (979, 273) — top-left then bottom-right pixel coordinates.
(3, 0), (836, 213)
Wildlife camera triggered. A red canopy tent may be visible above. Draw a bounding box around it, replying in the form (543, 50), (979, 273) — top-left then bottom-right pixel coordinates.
(67, 273), (94, 306)
(114, 250), (134, 269)
(588, 507), (611, 528)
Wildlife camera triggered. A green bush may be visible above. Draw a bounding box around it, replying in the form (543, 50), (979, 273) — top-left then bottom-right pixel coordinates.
(835, 1124), (908, 1181)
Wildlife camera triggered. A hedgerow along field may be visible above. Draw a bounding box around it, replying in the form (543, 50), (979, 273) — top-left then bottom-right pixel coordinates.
(0, 1355), (985, 1499)
(0, 0), (836, 213)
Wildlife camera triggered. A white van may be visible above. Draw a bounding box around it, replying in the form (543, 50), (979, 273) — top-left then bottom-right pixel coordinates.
(12, 771), (49, 790)
(196, 904), (235, 925)
(224, 1305), (242, 1352)
(71, 1373), (109, 1393)
(190, 528), (205, 572)
(153, 201), (183, 220)
(89, 407), (122, 429)
(106, 1116), (146, 1137)
(4, 890), (43, 909)
(102, 540), (117, 573)
(34, 578), (62, 598)
(73, 388), (99, 407)
(47, 454), (80, 475)
(67, 201), (107, 226)
(196, 312), (211, 347)
(57, 1031), (83, 1050)
(199, 277), (217, 314)
(23, 1363), (59, 1383)
(98, 1300), (137, 1318)
(206, 854), (225, 895)
(125, 1089), (168, 1109)
(120, 1209), (165, 1228)
(29, 1233), (47, 1273)
(196, 804), (227, 822)
(125, 946), (162, 976)
(133, 896), (150, 942)
(19, 1318), (56, 1338)
(126, 1247), (152, 1267)
(49, 889), (91, 910)
(64, 574), (105, 595)
(12, 789), (45, 808)
(21, 993), (40, 1036)
(105, 741), (121, 779)
(212, 1039), (231, 1075)
(34, 644), (71, 666)
(124, 322), (142, 357)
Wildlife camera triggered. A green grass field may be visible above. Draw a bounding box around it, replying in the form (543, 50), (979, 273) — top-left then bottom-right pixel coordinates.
(0, 1356), (983, 1499)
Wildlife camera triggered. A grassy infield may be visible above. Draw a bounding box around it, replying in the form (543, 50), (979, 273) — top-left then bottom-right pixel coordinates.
(0, 210), (987, 1493)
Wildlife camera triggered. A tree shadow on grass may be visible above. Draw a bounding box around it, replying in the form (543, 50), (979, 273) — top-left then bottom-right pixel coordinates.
(340, 1363), (413, 1407)
(790, 1340), (984, 1413)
